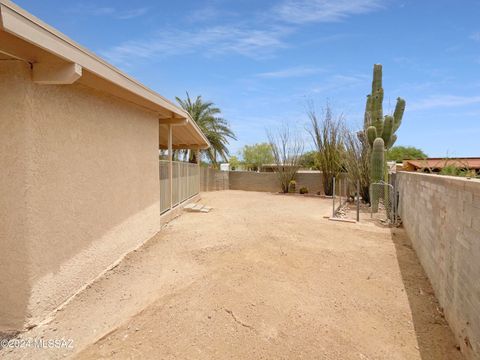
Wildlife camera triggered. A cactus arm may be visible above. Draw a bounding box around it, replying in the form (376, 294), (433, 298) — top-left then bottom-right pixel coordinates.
(371, 93), (384, 137)
(364, 95), (372, 128)
(382, 115), (394, 146)
(393, 97), (405, 132)
(370, 137), (385, 212)
(370, 64), (384, 136)
(371, 138), (385, 183)
(367, 126), (377, 147)
(388, 134), (397, 148)
(372, 64), (383, 93)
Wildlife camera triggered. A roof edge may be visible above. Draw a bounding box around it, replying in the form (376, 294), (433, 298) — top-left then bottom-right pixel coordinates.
(0, 1), (183, 118)
(0, 0), (210, 148)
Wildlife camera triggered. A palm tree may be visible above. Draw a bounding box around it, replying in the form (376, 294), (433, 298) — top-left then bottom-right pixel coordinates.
(176, 93), (236, 166)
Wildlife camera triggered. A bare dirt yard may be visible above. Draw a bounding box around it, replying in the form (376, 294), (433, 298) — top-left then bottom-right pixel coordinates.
(2, 191), (463, 359)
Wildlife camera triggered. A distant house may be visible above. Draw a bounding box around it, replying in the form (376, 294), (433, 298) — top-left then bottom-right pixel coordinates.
(0, 0), (209, 332)
(402, 158), (480, 174)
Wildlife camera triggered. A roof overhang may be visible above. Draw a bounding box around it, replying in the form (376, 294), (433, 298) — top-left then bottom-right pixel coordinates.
(0, 0), (210, 149)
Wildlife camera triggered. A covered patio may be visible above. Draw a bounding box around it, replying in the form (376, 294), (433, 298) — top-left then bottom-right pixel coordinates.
(158, 119), (209, 215)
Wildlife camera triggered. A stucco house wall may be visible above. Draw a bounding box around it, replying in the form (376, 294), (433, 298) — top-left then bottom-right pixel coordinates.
(0, 60), (161, 331)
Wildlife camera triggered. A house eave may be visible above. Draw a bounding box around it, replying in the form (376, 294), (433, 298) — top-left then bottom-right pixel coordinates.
(0, 0), (210, 149)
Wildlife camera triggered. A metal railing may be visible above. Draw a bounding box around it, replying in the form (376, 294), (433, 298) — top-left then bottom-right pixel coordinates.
(160, 160), (200, 214)
(331, 176), (360, 221)
(369, 180), (397, 224)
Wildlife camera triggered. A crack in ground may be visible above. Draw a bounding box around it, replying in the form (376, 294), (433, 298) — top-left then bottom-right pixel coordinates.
(224, 308), (256, 332)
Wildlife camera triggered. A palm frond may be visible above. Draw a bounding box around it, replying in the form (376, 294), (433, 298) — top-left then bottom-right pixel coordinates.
(176, 92), (236, 165)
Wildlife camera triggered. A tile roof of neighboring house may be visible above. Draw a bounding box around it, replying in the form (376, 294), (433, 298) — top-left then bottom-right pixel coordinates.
(403, 158), (480, 170)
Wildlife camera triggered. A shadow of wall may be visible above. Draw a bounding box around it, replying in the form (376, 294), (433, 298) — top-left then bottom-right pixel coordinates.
(390, 228), (464, 360)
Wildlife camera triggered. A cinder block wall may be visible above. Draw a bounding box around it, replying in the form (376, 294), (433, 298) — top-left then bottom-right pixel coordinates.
(398, 172), (480, 359)
(200, 167), (229, 191)
(229, 171), (324, 194)
(295, 172), (324, 194)
(229, 171), (279, 192)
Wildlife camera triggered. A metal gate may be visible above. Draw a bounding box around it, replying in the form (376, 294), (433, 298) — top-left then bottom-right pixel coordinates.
(369, 180), (397, 224)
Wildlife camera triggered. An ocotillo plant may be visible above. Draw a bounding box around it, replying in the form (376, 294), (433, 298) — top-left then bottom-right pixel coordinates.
(364, 64), (406, 212)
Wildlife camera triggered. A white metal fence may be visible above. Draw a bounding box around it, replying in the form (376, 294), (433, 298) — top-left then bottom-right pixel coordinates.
(160, 160), (200, 214)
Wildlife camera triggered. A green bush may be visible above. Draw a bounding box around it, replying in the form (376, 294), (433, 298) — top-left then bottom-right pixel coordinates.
(288, 180), (296, 193)
(440, 165), (477, 178)
(299, 187), (309, 194)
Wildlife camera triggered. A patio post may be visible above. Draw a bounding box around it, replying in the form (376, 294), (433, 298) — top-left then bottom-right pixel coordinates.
(196, 149), (201, 193)
(168, 124), (173, 210)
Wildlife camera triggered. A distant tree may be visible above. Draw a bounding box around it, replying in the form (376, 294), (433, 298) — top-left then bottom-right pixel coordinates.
(228, 155), (240, 171)
(299, 151), (319, 170)
(387, 146), (427, 162)
(176, 93), (236, 166)
(241, 143), (274, 171)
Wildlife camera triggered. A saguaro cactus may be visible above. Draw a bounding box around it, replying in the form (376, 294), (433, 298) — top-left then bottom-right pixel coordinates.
(370, 138), (385, 212)
(364, 65), (405, 151)
(364, 64), (406, 212)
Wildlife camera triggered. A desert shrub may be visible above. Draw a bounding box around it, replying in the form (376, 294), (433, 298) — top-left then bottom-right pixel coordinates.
(299, 187), (309, 194)
(343, 129), (370, 203)
(267, 125), (303, 193)
(307, 103), (345, 196)
(288, 180), (296, 193)
(440, 165), (477, 178)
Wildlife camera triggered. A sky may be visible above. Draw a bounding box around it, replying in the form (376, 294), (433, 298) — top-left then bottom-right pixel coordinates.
(15, 0), (480, 157)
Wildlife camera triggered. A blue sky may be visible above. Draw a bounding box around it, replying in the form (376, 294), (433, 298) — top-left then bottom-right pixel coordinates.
(16, 0), (480, 157)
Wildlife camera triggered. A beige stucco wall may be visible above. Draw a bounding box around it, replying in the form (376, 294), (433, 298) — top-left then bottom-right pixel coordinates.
(398, 172), (480, 360)
(0, 60), (31, 331)
(0, 60), (161, 331)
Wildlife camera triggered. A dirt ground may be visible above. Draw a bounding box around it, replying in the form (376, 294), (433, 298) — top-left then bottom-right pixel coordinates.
(2, 191), (463, 360)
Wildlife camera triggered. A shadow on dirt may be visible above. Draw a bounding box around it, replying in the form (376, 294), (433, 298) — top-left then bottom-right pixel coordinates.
(390, 227), (464, 360)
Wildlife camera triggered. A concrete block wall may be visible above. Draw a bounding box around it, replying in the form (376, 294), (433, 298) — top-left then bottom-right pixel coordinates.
(229, 171), (324, 194)
(200, 167), (229, 192)
(398, 172), (480, 360)
(229, 171), (280, 192)
(295, 172), (324, 194)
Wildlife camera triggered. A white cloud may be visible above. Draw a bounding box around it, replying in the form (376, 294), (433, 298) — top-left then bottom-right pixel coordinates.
(274, 0), (384, 24)
(256, 66), (324, 78)
(116, 8), (149, 20)
(470, 32), (480, 42)
(67, 5), (148, 20)
(187, 7), (221, 23)
(311, 74), (368, 93)
(101, 26), (291, 65)
(98, 0), (384, 65)
(186, 6), (239, 23)
(410, 95), (480, 110)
